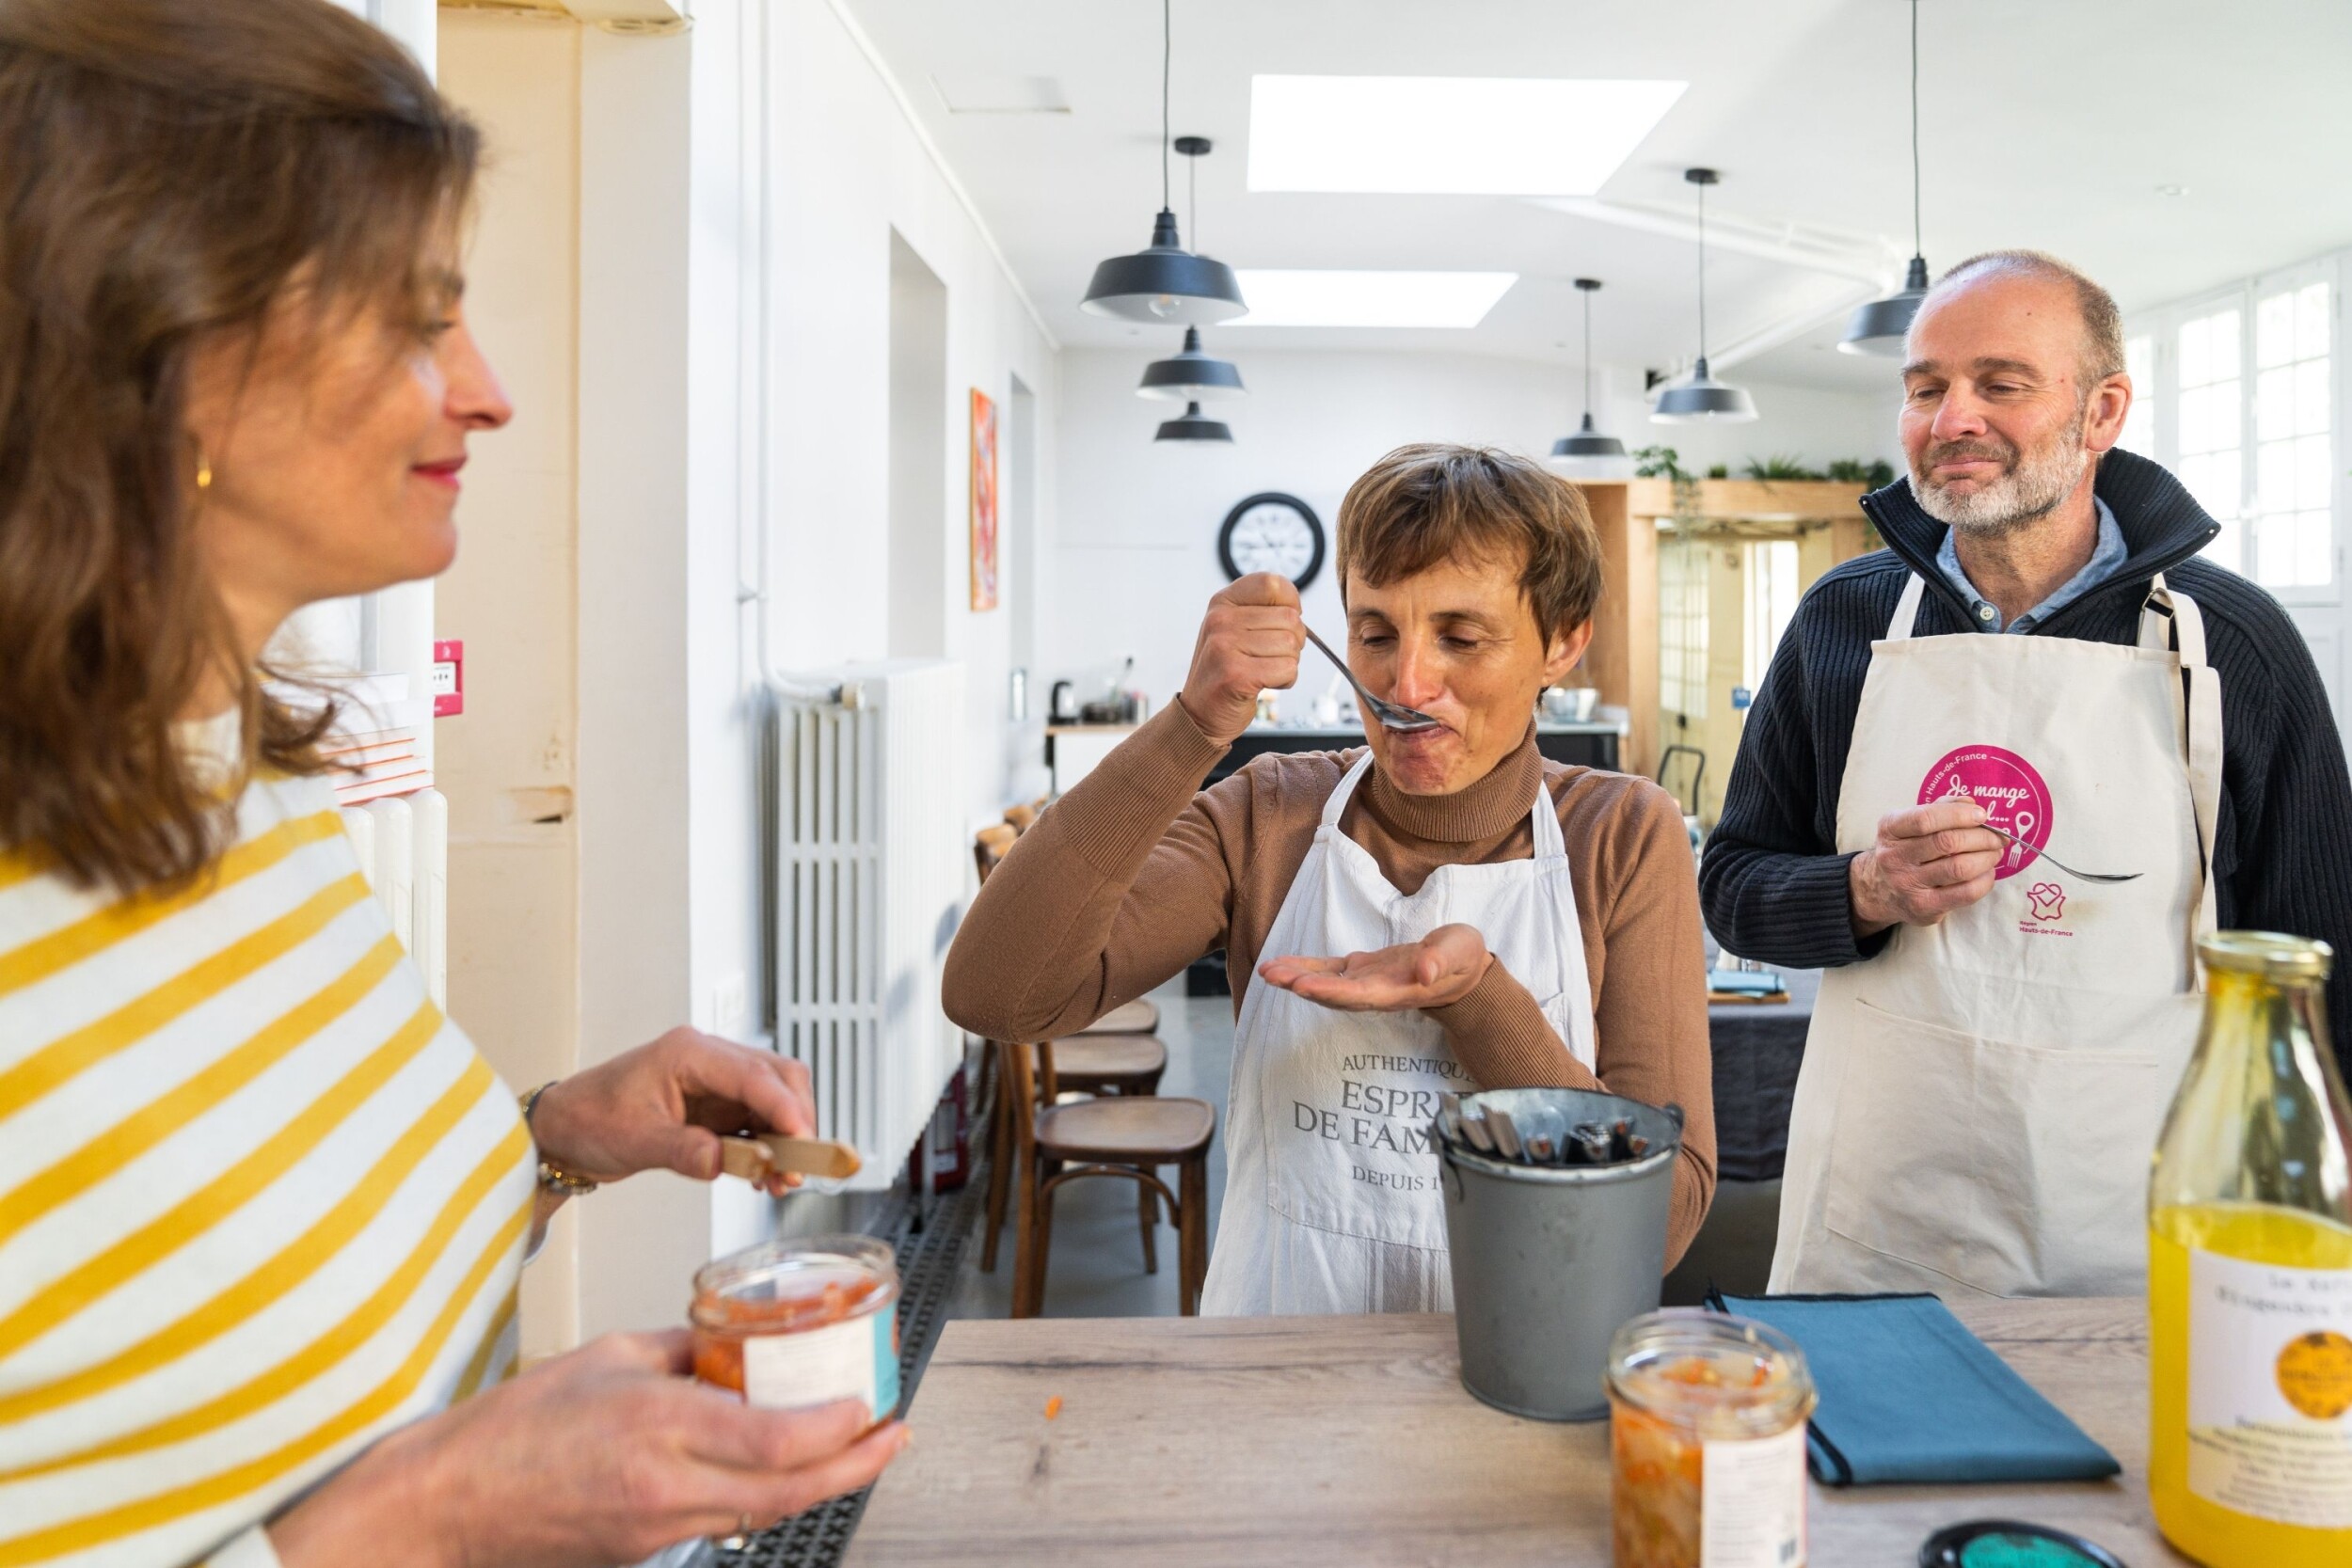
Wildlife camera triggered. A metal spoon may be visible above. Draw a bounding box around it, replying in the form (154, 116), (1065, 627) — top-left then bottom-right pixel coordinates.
(1979, 822), (2141, 883)
(1486, 1105), (1525, 1163)
(1457, 1105), (1497, 1155)
(1517, 1104), (1565, 1164)
(1300, 626), (1442, 733)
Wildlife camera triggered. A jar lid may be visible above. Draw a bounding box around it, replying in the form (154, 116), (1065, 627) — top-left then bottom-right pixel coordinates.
(691, 1235), (897, 1310)
(1605, 1308), (1815, 1430)
(2200, 929), (2335, 982)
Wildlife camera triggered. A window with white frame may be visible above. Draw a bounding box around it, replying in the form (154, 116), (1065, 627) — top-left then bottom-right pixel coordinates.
(2251, 280), (2332, 588)
(1743, 539), (1800, 695)
(2126, 261), (2340, 600)
(1658, 536), (1708, 723)
(2176, 305), (2246, 574)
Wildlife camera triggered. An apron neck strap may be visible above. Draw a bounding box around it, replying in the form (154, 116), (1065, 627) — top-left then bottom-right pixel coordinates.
(2137, 571), (2224, 976)
(1886, 574), (1928, 641)
(1320, 751), (1379, 828)
(2137, 571), (2212, 670)
(1529, 770), (1565, 858)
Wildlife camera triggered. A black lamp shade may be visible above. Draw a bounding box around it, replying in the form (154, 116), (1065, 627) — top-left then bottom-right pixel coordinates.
(1651, 357), (1758, 423)
(1551, 413), (1627, 458)
(1839, 255), (1932, 356)
(1138, 326), (1246, 401)
(1155, 401), (1232, 442)
(1083, 210), (1248, 325)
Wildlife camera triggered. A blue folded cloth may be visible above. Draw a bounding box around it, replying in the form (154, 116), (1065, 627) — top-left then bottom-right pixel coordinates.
(1709, 1291), (2120, 1486)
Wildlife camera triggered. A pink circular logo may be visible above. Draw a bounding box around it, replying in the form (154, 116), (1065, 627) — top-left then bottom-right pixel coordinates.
(1918, 744), (2052, 881)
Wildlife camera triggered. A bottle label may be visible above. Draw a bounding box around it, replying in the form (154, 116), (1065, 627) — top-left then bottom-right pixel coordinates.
(2188, 1247), (2352, 1527)
(741, 1303), (900, 1421)
(1701, 1422), (1808, 1568)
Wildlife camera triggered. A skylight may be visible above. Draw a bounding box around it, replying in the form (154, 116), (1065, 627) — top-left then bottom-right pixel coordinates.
(1225, 271), (1518, 329)
(1248, 75), (1686, 195)
(930, 73), (1071, 115)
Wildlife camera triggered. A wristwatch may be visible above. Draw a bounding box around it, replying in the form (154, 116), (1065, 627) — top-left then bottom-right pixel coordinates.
(519, 1081), (599, 1196)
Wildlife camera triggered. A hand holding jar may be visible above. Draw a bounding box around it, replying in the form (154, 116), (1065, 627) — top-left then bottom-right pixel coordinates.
(266, 1330), (909, 1568)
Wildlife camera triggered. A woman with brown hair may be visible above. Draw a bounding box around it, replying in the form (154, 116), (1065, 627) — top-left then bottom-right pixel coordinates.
(945, 443), (1715, 1315)
(0, 2), (903, 1563)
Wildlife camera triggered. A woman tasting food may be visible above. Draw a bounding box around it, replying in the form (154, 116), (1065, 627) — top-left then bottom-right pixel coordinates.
(0, 3), (903, 1563)
(946, 444), (1715, 1313)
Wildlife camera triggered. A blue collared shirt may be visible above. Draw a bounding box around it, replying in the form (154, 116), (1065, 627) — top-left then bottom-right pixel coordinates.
(1934, 498), (2128, 633)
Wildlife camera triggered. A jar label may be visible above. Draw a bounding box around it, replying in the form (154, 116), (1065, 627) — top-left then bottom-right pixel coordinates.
(2188, 1247), (2352, 1527)
(741, 1303), (900, 1420)
(1701, 1422), (1808, 1568)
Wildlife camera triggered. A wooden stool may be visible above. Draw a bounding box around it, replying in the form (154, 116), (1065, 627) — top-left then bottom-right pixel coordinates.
(989, 1037), (1215, 1317)
(1075, 996), (1161, 1035)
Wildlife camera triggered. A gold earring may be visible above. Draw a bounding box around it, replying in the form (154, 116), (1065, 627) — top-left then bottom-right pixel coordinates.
(194, 444), (213, 491)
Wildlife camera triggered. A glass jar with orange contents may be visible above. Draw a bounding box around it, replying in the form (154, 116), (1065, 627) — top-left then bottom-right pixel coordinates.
(690, 1237), (900, 1428)
(1605, 1309), (1817, 1568)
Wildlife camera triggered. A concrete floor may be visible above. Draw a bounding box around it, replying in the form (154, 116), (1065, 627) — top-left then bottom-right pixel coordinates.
(946, 976), (1234, 1320)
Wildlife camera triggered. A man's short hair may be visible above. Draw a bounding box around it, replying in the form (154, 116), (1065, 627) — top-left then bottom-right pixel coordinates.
(1337, 444), (1603, 642)
(1923, 250), (2127, 384)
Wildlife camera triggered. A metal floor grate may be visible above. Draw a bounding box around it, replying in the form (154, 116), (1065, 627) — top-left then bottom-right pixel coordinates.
(717, 1156), (987, 1568)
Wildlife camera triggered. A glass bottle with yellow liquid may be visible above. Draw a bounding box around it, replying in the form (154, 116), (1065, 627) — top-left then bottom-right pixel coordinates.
(2149, 930), (2352, 1567)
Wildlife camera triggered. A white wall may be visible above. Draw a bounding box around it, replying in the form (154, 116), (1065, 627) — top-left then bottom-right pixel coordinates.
(760, 2), (1057, 820)
(434, 0), (1056, 1349)
(437, 9), (586, 1360)
(445, 0), (1057, 1343)
(1047, 348), (1895, 711)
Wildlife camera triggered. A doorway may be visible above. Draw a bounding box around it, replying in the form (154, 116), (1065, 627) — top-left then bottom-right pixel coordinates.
(887, 230), (947, 659)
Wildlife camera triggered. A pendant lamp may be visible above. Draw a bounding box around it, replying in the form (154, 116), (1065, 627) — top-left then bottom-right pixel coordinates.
(1141, 325), (1245, 401)
(1652, 167), (1758, 424)
(1140, 139), (1246, 404)
(1154, 401), (1232, 442)
(1841, 0), (1931, 355)
(1081, 0), (1246, 325)
(1551, 278), (1626, 459)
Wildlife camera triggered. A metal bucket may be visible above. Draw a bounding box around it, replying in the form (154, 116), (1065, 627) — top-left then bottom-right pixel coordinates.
(1438, 1087), (1681, 1421)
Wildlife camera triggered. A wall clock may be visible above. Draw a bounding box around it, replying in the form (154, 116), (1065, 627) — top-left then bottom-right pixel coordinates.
(1217, 492), (1326, 591)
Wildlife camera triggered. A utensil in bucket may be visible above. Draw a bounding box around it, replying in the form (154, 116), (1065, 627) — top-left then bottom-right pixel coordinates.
(1437, 1086), (1681, 1421)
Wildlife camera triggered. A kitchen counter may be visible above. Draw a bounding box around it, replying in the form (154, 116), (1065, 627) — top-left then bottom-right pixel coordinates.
(1048, 720), (1626, 793)
(845, 1299), (2181, 1568)
(1212, 720), (1621, 784)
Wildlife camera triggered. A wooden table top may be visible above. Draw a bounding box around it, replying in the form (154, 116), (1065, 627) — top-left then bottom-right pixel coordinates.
(844, 1298), (2190, 1568)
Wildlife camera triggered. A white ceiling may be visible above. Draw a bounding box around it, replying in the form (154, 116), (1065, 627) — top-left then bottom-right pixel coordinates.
(841, 0), (2352, 392)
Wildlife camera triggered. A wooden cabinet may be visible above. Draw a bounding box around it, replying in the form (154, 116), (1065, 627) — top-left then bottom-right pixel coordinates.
(1570, 478), (1880, 791)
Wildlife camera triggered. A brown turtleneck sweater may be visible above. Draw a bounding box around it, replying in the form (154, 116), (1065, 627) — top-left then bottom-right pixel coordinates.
(942, 700), (1716, 1263)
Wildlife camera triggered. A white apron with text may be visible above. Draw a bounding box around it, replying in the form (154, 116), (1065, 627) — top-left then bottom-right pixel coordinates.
(1772, 572), (2222, 1297)
(1201, 752), (1597, 1315)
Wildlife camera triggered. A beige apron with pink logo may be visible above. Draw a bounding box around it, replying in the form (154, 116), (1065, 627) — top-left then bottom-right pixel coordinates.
(1772, 571), (2222, 1297)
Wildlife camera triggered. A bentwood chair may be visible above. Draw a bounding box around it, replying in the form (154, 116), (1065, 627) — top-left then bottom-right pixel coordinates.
(993, 1036), (1215, 1317)
(970, 825), (1180, 1281)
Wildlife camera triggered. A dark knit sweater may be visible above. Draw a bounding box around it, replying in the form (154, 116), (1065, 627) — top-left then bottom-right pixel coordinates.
(1698, 449), (2352, 1078)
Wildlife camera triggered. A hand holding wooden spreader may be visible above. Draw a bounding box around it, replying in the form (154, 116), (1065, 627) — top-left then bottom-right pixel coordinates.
(719, 1132), (864, 1184)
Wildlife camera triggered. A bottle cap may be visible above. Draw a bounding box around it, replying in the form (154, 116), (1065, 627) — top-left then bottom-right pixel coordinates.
(2200, 929), (2335, 982)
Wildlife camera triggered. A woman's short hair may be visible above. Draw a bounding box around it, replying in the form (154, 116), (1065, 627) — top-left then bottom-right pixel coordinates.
(1336, 444), (1605, 643)
(0, 0), (480, 893)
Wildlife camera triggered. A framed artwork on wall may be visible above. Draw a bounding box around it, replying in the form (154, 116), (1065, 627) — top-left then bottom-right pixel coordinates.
(970, 387), (1000, 611)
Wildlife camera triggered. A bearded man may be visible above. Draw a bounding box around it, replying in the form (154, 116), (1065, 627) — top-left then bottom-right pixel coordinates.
(1700, 250), (2352, 1297)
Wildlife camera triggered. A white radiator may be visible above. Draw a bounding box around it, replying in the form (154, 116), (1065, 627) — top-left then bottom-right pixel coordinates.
(343, 789), (449, 1008)
(770, 661), (966, 1191)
